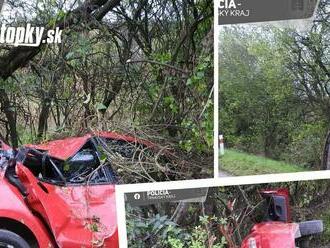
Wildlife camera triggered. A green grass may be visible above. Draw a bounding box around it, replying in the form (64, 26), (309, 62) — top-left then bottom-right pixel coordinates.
(220, 149), (309, 176)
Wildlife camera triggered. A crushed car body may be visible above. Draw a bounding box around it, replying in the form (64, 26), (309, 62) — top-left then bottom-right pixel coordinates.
(0, 131), (154, 248)
(241, 188), (323, 248)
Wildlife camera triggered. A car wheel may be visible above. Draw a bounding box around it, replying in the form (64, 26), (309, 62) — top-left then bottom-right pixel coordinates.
(299, 220), (324, 236)
(0, 229), (30, 248)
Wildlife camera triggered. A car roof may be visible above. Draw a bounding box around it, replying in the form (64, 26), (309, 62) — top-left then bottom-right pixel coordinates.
(25, 131), (155, 161)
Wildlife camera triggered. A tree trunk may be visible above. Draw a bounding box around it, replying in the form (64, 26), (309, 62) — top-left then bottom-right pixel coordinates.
(0, 89), (18, 147)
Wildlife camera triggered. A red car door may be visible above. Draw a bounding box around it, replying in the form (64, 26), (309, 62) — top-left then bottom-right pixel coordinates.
(16, 164), (118, 248)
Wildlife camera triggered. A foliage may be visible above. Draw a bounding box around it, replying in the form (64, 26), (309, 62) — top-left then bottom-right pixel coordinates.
(127, 207), (227, 248)
(127, 180), (330, 247)
(0, 0), (213, 181)
(126, 208), (189, 248)
(282, 122), (328, 168)
(219, 0), (329, 168)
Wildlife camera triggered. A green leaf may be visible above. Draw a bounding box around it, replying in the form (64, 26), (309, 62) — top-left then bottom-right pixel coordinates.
(96, 103), (107, 111)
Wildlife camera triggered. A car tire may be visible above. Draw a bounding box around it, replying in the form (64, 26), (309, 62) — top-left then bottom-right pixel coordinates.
(299, 220), (324, 236)
(0, 229), (30, 248)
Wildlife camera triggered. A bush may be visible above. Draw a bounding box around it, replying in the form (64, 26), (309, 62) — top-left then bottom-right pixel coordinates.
(282, 122), (327, 168)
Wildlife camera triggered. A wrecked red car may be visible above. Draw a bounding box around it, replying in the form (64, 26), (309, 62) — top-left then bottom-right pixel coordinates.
(0, 131), (153, 248)
(241, 189), (323, 248)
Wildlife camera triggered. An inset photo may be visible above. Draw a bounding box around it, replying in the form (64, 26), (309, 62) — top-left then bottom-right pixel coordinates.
(123, 179), (330, 248)
(218, 0), (329, 176)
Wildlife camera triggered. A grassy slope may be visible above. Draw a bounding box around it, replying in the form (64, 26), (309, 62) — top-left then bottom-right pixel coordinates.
(220, 149), (309, 176)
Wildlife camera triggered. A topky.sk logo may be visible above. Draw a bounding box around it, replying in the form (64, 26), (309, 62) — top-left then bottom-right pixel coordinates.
(0, 0), (62, 47)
